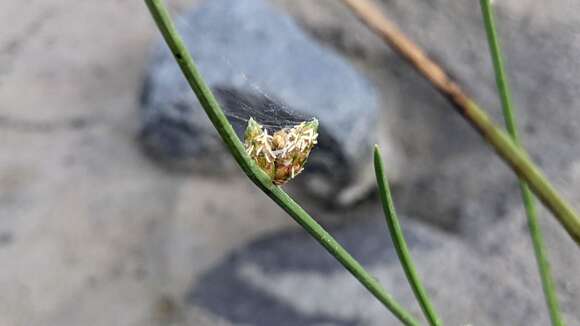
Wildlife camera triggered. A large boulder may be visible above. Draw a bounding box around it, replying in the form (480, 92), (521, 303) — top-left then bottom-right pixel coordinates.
(139, 0), (402, 205)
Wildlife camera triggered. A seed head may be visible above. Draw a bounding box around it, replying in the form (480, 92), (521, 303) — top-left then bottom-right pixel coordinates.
(244, 118), (318, 185)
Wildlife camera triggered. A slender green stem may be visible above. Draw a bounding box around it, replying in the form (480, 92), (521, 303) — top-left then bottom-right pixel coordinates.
(479, 1), (565, 325)
(144, 1), (420, 324)
(374, 146), (443, 326)
(340, 0), (580, 246)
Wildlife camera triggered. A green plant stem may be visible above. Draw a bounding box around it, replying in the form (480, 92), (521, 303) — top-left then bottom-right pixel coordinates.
(374, 146), (443, 326)
(479, 1), (565, 325)
(340, 0), (580, 246)
(144, 0), (420, 324)
(460, 100), (580, 245)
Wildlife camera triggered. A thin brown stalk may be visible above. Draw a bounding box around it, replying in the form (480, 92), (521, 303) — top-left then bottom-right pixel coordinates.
(340, 0), (580, 245)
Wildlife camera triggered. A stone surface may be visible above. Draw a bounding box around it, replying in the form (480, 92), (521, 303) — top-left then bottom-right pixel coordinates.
(189, 213), (580, 326)
(140, 0), (402, 205)
(478, 205), (580, 326)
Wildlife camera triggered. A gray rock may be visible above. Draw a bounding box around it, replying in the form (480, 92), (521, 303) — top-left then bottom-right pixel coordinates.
(478, 207), (580, 326)
(139, 0), (401, 205)
(189, 213), (576, 325)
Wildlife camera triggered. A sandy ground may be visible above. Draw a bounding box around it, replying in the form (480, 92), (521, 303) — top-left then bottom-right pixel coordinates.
(0, 1), (299, 325)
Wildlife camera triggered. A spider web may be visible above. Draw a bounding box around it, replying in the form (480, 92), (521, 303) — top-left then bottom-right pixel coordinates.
(214, 82), (312, 135)
(176, 16), (313, 135)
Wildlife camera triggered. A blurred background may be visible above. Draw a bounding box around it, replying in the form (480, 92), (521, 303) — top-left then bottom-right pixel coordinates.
(1, 0), (580, 325)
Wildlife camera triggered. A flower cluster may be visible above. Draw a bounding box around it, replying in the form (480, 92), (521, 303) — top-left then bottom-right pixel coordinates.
(244, 118), (319, 185)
